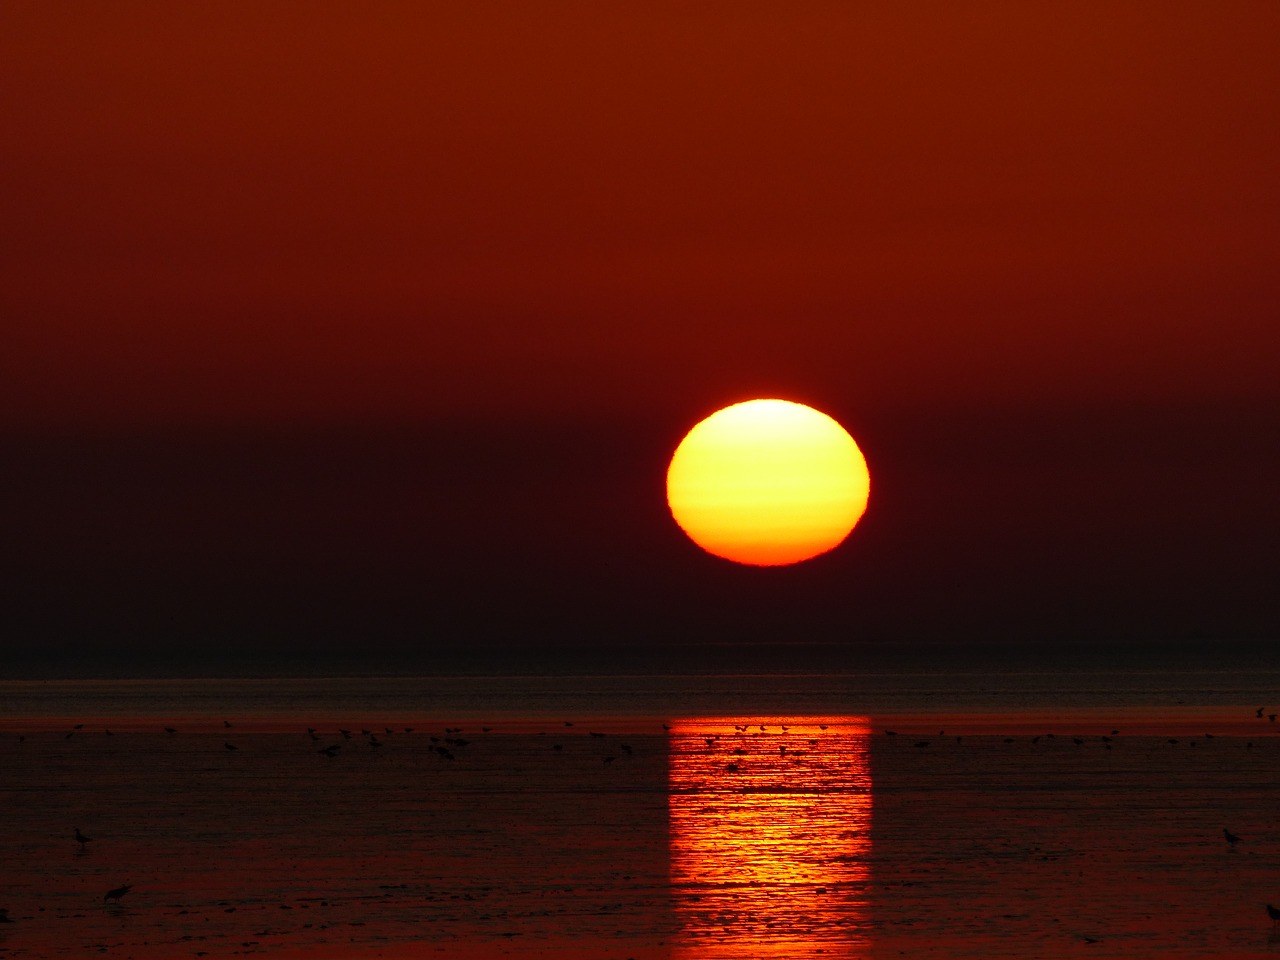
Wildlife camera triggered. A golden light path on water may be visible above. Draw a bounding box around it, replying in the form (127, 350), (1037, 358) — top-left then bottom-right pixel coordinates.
(667, 717), (873, 958)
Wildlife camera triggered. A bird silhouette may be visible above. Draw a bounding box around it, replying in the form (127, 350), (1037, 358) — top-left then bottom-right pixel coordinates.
(224, 742), (237, 751)
(0, 907), (12, 923)
(1267, 903), (1280, 926)
(318, 745), (340, 757)
(1223, 828), (1242, 847)
(104, 884), (132, 903)
(74, 828), (92, 847)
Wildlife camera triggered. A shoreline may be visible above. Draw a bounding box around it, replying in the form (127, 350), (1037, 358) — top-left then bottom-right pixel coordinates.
(3, 704), (1277, 737)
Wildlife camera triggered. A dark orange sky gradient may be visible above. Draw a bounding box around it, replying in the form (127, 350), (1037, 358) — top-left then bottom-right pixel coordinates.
(3, 3), (1278, 666)
(4, 3), (1278, 426)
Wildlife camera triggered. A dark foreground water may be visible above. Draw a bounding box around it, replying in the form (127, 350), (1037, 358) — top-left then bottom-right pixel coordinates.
(2, 668), (1280, 959)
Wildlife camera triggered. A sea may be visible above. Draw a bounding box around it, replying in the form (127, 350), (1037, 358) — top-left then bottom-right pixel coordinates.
(2, 640), (1279, 959)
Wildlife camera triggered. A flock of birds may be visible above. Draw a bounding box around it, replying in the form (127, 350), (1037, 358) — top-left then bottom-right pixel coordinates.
(32, 716), (640, 918)
(6, 704), (1278, 936)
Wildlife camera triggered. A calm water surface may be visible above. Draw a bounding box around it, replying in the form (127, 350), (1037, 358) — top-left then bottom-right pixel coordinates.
(2, 674), (1279, 958)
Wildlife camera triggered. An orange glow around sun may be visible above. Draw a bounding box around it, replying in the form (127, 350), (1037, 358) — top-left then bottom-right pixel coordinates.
(666, 399), (870, 566)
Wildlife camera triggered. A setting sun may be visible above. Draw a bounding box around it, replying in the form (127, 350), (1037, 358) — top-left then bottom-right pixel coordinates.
(666, 399), (870, 566)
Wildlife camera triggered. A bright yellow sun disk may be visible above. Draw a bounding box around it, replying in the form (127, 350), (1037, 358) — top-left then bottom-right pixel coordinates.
(666, 399), (870, 566)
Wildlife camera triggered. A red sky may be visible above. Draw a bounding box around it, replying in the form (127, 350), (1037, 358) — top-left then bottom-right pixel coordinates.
(3, 3), (1278, 668)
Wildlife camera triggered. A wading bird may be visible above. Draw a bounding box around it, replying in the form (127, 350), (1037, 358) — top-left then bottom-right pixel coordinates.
(74, 828), (92, 848)
(1267, 903), (1280, 927)
(1224, 828), (1242, 847)
(104, 884), (132, 903)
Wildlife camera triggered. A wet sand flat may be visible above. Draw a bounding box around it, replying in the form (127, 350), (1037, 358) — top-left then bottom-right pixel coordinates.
(1, 707), (1278, 959)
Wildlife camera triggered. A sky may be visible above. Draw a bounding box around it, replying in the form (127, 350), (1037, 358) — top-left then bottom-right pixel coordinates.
(3, 3), (1278, 673)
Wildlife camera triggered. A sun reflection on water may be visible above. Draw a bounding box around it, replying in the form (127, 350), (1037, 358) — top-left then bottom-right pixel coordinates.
(668, 717), (873, 957)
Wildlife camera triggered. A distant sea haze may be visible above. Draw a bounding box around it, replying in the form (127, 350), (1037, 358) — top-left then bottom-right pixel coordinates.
(3, 662), (1280, 727)
(6, 636), (1278, 682)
